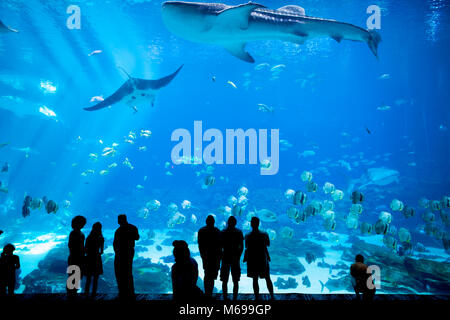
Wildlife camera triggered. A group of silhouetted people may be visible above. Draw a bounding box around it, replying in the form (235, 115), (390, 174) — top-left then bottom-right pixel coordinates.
(67, 214), (139, 299)
(1, 213), (375, 301)
(171, 215), (274, 301)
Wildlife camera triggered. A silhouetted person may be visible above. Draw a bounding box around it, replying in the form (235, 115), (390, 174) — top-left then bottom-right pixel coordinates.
(113, 214), (139, 299)
(171, 240), (204, 301)
(68, 215), (87, 298)
(220, 216), (244, 300)
(0, 244), (20, 296)
(198, 215), (222, 297)
(244, 217), (274, 300)
(350, 254), (376, 301)
(84, 222), (104, 298)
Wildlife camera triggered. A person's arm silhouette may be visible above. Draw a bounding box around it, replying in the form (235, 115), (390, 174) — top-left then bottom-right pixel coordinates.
(238, 231), (244, 257)
(100, 237), (104, 255)
(14, 255), (20, 270)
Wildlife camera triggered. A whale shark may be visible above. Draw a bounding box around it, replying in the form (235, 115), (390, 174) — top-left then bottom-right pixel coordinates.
(347, 167), (400, 193)
(162, 1), (381, 63)
(84, 65), (183, 112)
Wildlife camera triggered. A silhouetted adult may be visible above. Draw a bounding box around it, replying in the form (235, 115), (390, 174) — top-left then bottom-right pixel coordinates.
(350, 254), (376, 301)
(171, 240), (204, 301)
(113, 214), (140, 299)
(84, 222), (104, 298)
(198, 215), (222, 297)
(68, 215), (87, 298)
(220, 216), (244, 300)
(244, 217), (274, 300)
(0, 244), (20, 296)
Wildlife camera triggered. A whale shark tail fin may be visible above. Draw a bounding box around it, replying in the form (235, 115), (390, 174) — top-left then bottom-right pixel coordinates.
(367, 30), (381, 58)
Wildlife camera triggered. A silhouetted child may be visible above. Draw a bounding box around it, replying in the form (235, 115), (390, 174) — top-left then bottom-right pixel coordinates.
(171, 240), (204, 301)
(198, 215), (222, 298)
(67, 215), (87, 298)
(350, 254), (376, 301)
(0, 244), (20, 296)
(220, 216), (244, 300)
(84, 222), (104, 298)
(244, 217), (274, 300)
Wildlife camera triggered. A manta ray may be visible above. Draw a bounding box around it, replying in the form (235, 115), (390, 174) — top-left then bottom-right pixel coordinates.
(84, 65), (183, 112)
(0, 20), (18, 33)
(162, 1), (381, 63)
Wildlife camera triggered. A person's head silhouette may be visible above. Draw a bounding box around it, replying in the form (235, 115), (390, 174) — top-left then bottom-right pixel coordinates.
(91, 222), (102, 235)
(173, 240), (190, 262)
(206, 215), (215, 227)
(71, 215), (87, 231)
(2, 243), (15, 255)
(250, 216), (260, 231)
(118, 214), (128, 226)
(355, 254), (364, 263)
(227, 216), (237, 228)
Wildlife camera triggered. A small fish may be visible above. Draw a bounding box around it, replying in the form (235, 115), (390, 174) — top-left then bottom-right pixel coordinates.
(257, 103), (274, 113)
(377, 104), (391, 111)
(212, 76), (216, 82)
(88, 153), (98, 161)
(81, 169), (95, 176)
(40, 81), (57, 93)
(254, 62), (270, 70)
(123, 157), (134, 170)
(227, 81), (237, 89)
(365, 126), (371, 135)
(88, 50), (102, 56)
(270, 64), (286, 72)
(140, 130), (152, 138)
(39, 105), (57, 118)
(378, 73), (390, 80)
(102, 147), (116, 157)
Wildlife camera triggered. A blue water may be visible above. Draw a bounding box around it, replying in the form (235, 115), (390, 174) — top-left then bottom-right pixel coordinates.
(0, 0), (449, 294)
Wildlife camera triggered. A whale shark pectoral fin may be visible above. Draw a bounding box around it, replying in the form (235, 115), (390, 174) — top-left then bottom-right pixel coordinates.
(223, 42), (255, 63)
(292, 30), (309, 44)
(332, 35), (343, 43)
(84, 81), (134, 111)
(217, 2), (265, 29)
